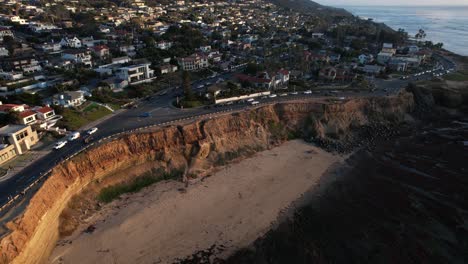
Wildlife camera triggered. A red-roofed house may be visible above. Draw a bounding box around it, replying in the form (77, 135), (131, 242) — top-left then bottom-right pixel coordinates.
(18, 110), (37, 125)
(34, 106), (55, 121)
(91, 45), (110, 59)
(0, 103), (26, 113)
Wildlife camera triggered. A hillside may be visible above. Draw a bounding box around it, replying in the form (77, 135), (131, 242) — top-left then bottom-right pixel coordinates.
(267, 0), (352, 17)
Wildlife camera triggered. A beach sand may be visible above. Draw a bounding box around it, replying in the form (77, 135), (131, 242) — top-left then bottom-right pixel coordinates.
(48, 140), (344, 264)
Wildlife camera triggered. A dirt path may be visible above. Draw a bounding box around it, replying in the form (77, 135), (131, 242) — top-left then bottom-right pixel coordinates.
(49, 140), (344, 264)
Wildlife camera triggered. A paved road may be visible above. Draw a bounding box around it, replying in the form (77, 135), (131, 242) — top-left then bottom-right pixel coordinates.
(0, 56), (457, 217)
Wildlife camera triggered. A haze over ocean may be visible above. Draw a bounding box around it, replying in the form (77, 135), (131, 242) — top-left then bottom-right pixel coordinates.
(343, 6), (468, 55)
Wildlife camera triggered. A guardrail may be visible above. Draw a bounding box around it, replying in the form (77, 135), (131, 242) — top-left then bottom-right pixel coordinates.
(0, 94), (348, 214)
(0, 104), (261, 214)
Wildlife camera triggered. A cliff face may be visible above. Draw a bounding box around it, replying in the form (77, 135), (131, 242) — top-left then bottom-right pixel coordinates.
(0, 94), (414, 264)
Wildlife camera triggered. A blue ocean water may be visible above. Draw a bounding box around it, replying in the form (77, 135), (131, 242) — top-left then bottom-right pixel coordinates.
(343, 6), (468, 56)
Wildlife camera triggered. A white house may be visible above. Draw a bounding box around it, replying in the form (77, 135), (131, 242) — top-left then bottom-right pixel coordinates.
(62, 50), (93, 68)
(0, 47), (9, 57)
(48, 91), (86, 108)
(60, 37), (82, 48)
(116, 63), (155, 85)
(156, 41), (173, 50)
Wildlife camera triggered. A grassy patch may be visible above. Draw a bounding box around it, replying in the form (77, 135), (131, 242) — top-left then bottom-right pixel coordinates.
(444, 71), (468, 81)
(58, 103), (112, 130)
(97, 168), (184, 203)
(179, 100), (204, 108)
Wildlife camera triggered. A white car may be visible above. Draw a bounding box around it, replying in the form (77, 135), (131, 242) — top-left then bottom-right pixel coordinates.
(54, 140), (67, 150)
(247, 98), (255, 102)
(304, 90), (312, 94)
(87, 127), (98, 135)
(279, 93), (288, 97)
(290, 91), (299, 95)
(268, 94), (277, 98)
(197, 84), (205, 89)
(250, 101), (260, 105)
(68, 132), (80, 141)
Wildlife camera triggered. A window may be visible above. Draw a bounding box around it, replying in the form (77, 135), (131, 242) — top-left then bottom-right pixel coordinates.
(15, 131), (29, 141)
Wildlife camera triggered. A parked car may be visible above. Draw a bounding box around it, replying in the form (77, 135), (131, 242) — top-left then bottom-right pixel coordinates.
(304, 90), (312, 94)
(268, 94), (277, 98)
(279, 93), (288, 97)
(67, 132), (80, 141)
(247, 98), (255, 102)
(251, 101), (260, 105)
(290, 91), (299, 95)
(87, 127), (98, 135)
(54, 140), (67, 150)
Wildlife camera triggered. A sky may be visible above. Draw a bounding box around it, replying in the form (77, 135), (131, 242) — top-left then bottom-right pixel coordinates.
(315, 0), (468, 6)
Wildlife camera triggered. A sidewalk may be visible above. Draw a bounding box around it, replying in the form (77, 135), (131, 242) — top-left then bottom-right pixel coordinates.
(0, 108), (128, 182)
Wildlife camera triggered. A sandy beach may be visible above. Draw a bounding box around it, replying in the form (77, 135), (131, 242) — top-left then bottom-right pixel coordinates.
(48, 140), (344, 264)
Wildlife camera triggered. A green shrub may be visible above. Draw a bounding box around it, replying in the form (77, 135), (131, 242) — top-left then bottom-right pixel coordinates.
(97, 168), (184, 203)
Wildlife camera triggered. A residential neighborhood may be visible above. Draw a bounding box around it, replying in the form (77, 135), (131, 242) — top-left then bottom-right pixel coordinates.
(0, 0), (451, 170)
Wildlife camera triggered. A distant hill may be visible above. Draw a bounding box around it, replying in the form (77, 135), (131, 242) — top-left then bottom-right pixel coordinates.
(267, 0), (352, 17)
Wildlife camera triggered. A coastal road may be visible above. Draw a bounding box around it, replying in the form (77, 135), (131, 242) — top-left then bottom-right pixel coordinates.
(0, 55), (456, 218)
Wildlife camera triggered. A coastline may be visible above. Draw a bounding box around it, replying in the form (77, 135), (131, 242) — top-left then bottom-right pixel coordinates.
(48, 140), (345, 264)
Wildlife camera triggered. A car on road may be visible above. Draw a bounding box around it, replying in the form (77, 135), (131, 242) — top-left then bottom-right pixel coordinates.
(250, 101), (260, 105)
(67, 132), (80, 141)
(304, 90), (312, 94)
(290, 91), (298, 95)
(268, 94), (277, 98)
(247, 98), (255, 102)
(197, 84), (205, 89)
(139, 112), (151, 118)
(87, 127), (98, 135)
(54, 140), (67, 150)
(279, 93), (288, 97)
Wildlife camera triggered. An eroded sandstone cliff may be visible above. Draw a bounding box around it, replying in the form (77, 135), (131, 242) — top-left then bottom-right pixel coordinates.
(0, 94), (413, 264)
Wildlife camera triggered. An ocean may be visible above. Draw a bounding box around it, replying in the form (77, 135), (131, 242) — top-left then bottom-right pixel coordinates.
(342, 6), (468, 56)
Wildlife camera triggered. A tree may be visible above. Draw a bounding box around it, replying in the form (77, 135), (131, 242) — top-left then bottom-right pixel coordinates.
(182, 71), (193, 101)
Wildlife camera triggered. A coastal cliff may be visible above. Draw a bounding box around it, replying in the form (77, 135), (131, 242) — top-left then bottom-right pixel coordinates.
(0, 93), (414, 264)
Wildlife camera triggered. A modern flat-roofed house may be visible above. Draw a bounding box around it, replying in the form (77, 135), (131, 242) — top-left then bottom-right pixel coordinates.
(62, 49), (93, 68)
(115, 63), (155, 85)
(0, 125), (38, 160)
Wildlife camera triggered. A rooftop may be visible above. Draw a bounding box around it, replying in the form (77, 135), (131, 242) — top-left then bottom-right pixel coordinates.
(0, 124), (28, 135)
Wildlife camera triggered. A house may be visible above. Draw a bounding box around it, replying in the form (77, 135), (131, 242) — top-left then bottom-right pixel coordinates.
(28, 23), (58, 33)
(0, 27), (13, 42)
(34, 106), (55, 121)
(62, 50), (93, 68)
(0, 103), (26, 113)
(155, 41), (173, 50)
(0, 47), (9, 57)
(235, 72), (275, 90)
(178, 53), (209, 71)
(36, 42), (61, 52)
(358, 54), (374, 64)
(60, 37), (82, 48)
(275, 69), (290, 86)
(119, 45), (136, 57)
(362, 65), (385, 75)
(102, 77), (129, 92)
(0, 125), (39, 162)
(91, 45), (110, 59)
(157, 64), (178, 75)
(319, 67), (356, 82)
(33, 106), (61, 129)
(388, 58), (408, 72)
(48, 91), (86, 108)
(115, 63), (155, 85)
(0, 71), (23, 81)
(18, 110), (37, 126)
(377, 52), (393, 64)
